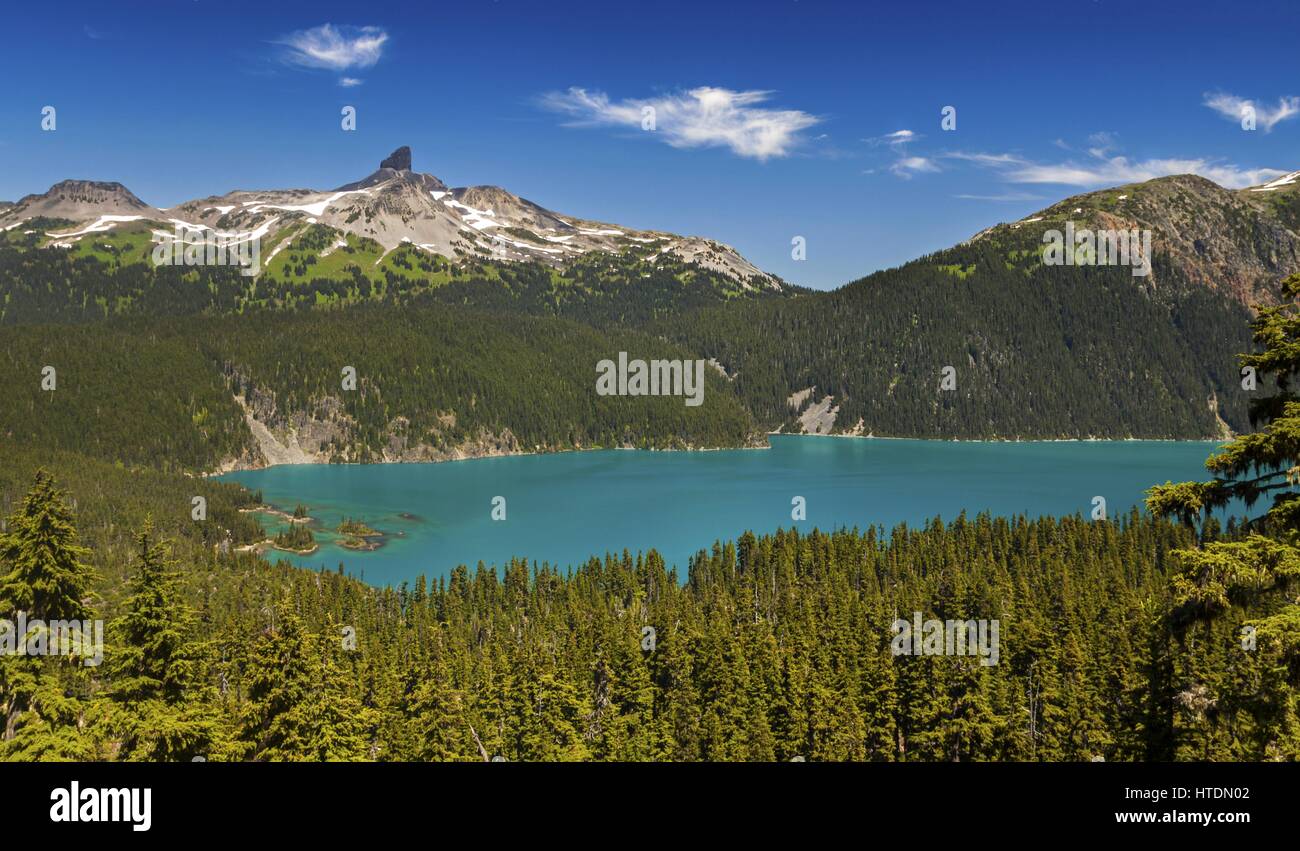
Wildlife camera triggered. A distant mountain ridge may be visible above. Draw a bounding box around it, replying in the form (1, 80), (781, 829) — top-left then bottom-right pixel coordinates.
(7, 179), (153, 220)
(970, 171), (1300, 306)
(0, 147), (784, 291)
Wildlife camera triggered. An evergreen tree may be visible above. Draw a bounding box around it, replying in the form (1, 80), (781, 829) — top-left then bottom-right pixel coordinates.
(0, 469), (96, 621)
(238, 605), (314, 761)
(0, 470), (99, 760)
(102, 521), (222, 761)
(1148, 273), (1300, 758)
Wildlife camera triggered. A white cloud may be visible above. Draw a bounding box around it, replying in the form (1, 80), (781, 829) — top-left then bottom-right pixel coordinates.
(279, 24), (388, 72)
(540, 87), (819, 161)
(944, 148), (1285, 190)
(1204, 92), (1299, 132)
(890, 156), (939, 179)
(339, 77), (363, 88)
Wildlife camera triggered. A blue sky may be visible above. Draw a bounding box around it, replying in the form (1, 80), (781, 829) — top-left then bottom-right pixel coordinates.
(3, 0), (1298, 289)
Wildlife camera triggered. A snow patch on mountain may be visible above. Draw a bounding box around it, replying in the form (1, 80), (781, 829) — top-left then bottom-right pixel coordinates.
(1250, 171), (1300, 192)
(242, 188), (374, 218)
(46, 214), (145, 238)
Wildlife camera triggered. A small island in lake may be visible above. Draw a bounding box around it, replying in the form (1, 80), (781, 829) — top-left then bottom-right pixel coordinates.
(233, 503), (320, 555)
(272, 521), (318, 555)
(337, 517), (386, 551)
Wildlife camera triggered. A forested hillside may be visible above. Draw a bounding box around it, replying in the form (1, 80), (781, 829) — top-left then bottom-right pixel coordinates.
(658, 237), (1257, 438)
(2, 452), (1293, 761)
(0, 306), (757, 471)
(0, 226), (1258, 449)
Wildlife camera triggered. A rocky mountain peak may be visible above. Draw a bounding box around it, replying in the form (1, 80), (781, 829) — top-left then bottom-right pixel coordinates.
(379, 146), (412, 171)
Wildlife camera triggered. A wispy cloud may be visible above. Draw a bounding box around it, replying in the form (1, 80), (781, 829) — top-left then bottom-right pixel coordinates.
(954, 192), (1046, 202)
(890, 156), (939, 179)
(865, 129), (919, 146)
(1204, 91), (1299, 132)
(539, 87), (819, 161)
(944, 145), (1285, 190)
(277, 24), (388, 86)
(862, 129), (940, 178)
(945, 152), (1022, 167)
(1086, 131), (1118, 157)
(339, 77), (363, 88)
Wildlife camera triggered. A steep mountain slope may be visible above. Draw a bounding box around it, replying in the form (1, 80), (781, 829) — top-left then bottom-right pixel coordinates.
(0, 147), (783, 293)
(969, 172), (1300, 306)
(659, 169), (1300, 440)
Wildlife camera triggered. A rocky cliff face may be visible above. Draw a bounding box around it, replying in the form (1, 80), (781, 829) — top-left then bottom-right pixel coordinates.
(379, 145), (412, 171)
(221, 368), (525, 470)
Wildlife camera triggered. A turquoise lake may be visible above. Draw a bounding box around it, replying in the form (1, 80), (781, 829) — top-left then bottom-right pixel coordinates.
(218, 436), (1224, 587)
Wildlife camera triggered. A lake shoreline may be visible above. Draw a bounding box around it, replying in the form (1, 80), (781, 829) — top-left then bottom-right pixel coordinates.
(210, 432), (1224, 474)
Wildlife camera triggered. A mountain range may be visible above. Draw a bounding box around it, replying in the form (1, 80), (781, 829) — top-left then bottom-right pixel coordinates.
(0, 146), (783, 292)
(3, 148), (1300, 470)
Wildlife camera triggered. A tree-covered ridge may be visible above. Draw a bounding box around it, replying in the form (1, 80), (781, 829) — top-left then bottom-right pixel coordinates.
(212, 306), (756, 460)
(656, 237), (1256, 439)
(8, 164), (1300, 445)
(0, 305), (759, 472)
(0, 460), (1292, 762)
